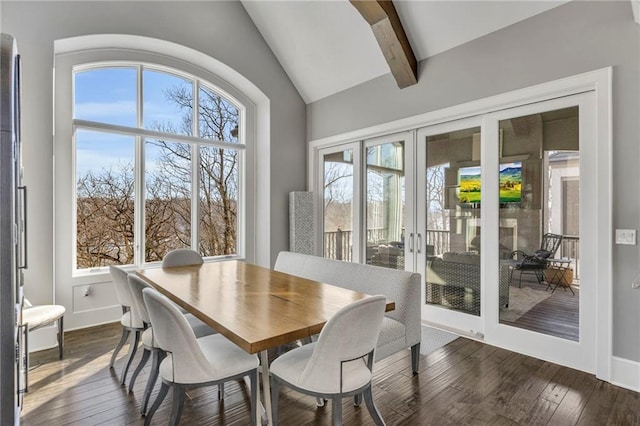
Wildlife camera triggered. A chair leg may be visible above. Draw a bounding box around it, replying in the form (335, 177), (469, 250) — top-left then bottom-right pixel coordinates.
(57, 316), (64, 360)
(110, 328), (130, 368)
(120, 329), (140, 385)
(270, 376), (279, 425)
(170, 385), (186, 426)
(250, 370), (258, 426)
(145, 381), (169, 426)
(363, 385), (385, 426)
(331, 396), (342, 426)
(141, 349), (165, 415)
(128, 347), (150, 393)
(353, 394), (362, 407)
(411, 343), (420, 374)
(218, 383), (224, 400)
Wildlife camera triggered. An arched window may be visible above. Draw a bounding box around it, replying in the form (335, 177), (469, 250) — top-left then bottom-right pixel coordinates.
(72, 63), (244, 269)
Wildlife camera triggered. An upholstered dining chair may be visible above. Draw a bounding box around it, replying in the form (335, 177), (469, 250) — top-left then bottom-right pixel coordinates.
(161, 248), (204, 268)
(21, 298), (65, 361)
(270, 295), (387, 426)
(142, 287), (259, 426)
(108, 265), (145, 385)
(161, 249), (204, 316)
(127, 273), (217, 415)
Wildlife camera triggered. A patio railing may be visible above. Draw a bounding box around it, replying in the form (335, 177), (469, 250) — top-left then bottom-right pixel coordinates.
(323, 228), (579, 280)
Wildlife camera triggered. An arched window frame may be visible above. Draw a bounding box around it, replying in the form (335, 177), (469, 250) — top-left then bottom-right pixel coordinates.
(71, 61), (246, 270)
(55, 46), (259, 282)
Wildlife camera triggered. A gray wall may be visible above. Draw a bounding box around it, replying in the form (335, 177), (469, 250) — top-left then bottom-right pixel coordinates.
(1, 1), (306, 303)
(307, 1), (640, 361)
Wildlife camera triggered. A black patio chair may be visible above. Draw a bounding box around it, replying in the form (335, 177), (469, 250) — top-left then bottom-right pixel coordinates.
(509, 233), (563, 287)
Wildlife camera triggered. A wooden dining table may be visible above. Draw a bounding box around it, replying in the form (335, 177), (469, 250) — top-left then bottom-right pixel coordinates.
(136, 259), (394, 425)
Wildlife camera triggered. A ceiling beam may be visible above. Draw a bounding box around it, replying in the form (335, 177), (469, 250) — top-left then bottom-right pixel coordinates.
(350, 0), (418, 88)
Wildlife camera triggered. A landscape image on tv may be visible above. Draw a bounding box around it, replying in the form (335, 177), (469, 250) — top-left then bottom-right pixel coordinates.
(458, 162), (522, 204)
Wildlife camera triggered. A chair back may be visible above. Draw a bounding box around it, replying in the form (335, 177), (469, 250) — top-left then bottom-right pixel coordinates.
(128, 274), (152, 324)
(540, 233), (563, 257)
(299, 295), (386, 389)
(109, 265), (136, 309)
(142, 287), (213, 383)
(162, 249), (203, 268)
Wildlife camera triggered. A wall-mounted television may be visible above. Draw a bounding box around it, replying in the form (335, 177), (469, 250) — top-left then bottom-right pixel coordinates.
(458, 162), (522, 207)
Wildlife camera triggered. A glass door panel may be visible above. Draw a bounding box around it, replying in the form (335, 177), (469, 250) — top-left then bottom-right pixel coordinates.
(484, 93), (596, 374)
(365, 140), (405, 270)
(322, 148), (355, 261)
(424, 126), (482, 315)
(498, 106), (580, 341)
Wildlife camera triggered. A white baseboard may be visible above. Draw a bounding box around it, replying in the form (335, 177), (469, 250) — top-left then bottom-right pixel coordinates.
(610, 356), (640, 392)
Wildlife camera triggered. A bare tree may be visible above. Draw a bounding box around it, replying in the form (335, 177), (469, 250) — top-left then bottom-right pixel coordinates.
(76, 164), (135, 267)
(426, 165), (447, 230)
(75, 81), (240, 268)
(323, 161), (353, 232)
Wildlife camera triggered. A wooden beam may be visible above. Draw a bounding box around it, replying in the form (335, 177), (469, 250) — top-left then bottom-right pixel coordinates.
(351, 0), (418, 88)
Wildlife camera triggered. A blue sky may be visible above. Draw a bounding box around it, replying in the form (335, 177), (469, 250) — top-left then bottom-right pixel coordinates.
(74, 67), (192, 177)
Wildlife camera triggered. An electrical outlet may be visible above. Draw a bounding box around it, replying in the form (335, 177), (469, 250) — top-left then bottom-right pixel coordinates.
(615, 229), (636, 245)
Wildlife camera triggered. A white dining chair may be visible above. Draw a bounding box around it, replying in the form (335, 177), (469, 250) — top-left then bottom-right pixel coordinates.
(161, 249), (203, 316)
(161, 248), (204, 268)
(108, 265), (145, 386)
(127, 273), (217, 415)
(142, 287), (259, 426)
(270, 295), (387, 426)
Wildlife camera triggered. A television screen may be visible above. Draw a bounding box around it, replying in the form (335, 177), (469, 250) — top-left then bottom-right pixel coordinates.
(458, 162), (522, 205)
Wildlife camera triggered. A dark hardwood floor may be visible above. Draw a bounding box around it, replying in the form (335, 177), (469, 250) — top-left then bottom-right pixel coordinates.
(501, 275), (580, 341)
(21, 321), (639, 425)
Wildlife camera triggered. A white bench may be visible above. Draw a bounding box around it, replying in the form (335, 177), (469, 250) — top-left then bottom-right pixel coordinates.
(274, 251), (422, 373)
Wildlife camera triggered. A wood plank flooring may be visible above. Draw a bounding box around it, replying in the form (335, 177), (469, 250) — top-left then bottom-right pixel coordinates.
(21, 322), (639, 425)
(501, 276), (579, 341)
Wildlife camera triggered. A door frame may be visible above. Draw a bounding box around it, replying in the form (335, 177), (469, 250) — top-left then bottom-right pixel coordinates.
(308, 67), (612, 382)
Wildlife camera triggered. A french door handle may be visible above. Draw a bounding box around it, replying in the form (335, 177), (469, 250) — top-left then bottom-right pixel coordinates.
(417, 233), (422, 254)
(18, 186), (27, 269)
(408, 233), (414, 253)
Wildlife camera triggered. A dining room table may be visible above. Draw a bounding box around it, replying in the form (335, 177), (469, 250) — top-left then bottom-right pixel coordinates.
(136, 259), (395, 425)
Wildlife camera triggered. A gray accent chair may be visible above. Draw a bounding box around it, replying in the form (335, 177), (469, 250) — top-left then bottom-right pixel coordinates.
(127, 274), (216, 415)
(108, 265), (145, 385)
(270, 295), (386, 426)
(274, 251), (422, 374)
(142, 287), (259, 426)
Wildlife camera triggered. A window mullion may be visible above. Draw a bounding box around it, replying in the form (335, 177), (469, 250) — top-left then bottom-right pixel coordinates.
(191, 81), (200, 251)
(135, 65), (145, 265)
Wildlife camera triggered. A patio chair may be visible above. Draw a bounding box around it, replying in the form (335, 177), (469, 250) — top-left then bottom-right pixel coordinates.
(509, 233), (563, 287)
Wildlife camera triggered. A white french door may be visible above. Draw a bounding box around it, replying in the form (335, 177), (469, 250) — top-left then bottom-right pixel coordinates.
(313, 70), (610, 377)
(415, 116), (485, 336)
(415, 93), (596, 372)
(481, 93), (596, 373)
(317, 131), (414, 268)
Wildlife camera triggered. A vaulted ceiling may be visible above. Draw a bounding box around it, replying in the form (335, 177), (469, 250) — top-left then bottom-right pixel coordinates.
(241, 1), (572, 104)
